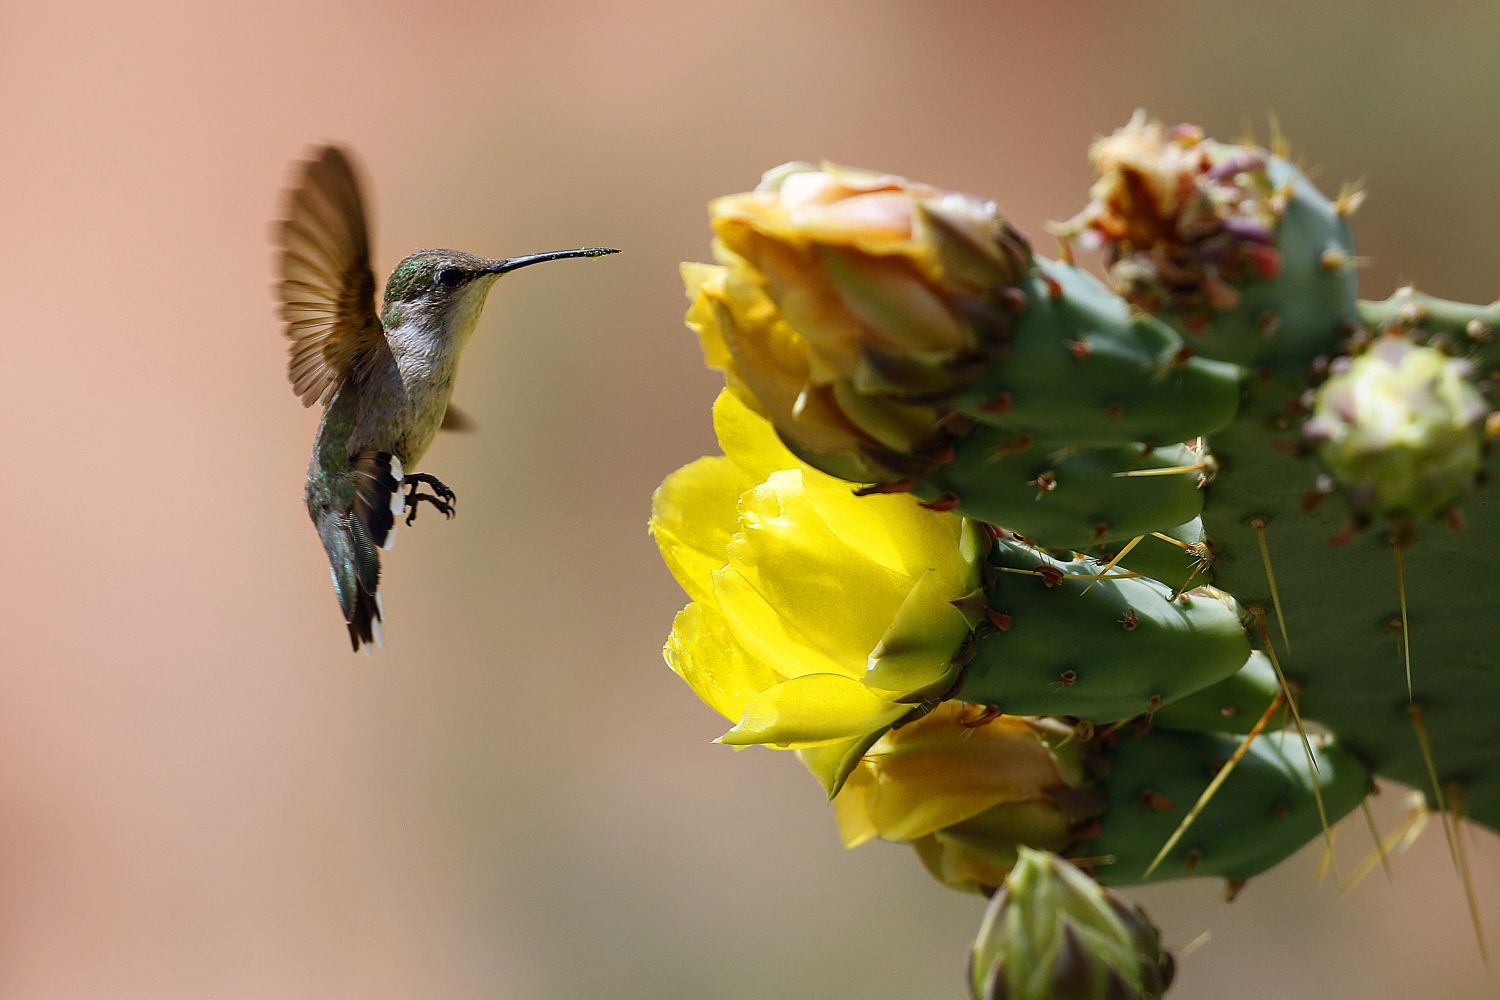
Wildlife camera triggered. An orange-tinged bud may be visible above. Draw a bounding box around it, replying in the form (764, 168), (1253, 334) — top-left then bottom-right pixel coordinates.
(684, 163), (1030, 483)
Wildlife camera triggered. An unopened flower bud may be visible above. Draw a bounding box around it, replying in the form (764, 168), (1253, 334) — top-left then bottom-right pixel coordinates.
(1304, 335), (1486, 518)
(684, 162), (1030, 482)
(969, 848), (1175, 1000)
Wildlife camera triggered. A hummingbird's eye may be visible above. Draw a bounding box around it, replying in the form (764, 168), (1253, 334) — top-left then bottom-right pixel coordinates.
(436, 266), (466, 288)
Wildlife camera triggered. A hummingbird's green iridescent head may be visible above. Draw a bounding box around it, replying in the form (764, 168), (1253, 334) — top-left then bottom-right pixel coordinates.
(380, 247), (619, 334)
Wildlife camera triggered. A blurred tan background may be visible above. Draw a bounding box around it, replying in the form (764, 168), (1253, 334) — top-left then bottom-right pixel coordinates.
(2, 1), (1498, 997)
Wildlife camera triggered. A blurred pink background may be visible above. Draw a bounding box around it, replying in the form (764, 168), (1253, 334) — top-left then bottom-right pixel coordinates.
(2, 2), (1497, 997)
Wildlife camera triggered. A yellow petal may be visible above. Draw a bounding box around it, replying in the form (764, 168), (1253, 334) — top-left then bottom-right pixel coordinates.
(719, 469), (913, 674)
(718, 673), (908, 747)
(819, 246), (969, 353)
(847, 705), (1068, 842)
(911, 800), (1074, 892)
(681, 262), (733, 371)
(698, 258), (882, 470)
(912, 830), (1018, 895)
(754, 161), (821, 198)
(725, 228), (867, 377)
(819, 162), (931, 198)
(797, 470), (917, 575)
(650, 455), (751, 606)
(710, 388), (797, 485)
(863, 567), (968, 693)
(663, 602), (779, 725)
(801, 472), (979, 587)
(710, 560), (851, 680)
(828, 379), (938, 452)
(832, 763), (879, 847)
(745, 164), (927, 246)
(710, 280), (850, 450)
(787, 189), (915, 243)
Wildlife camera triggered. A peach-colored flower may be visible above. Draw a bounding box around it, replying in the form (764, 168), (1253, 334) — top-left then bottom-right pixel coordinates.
(684, 162), (1029, 483)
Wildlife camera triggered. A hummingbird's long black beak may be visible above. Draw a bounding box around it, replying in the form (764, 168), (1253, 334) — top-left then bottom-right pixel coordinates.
(485, 247), (619, 275)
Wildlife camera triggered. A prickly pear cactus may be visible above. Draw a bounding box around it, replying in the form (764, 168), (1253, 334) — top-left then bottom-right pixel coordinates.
(653, 113), (1497, 995)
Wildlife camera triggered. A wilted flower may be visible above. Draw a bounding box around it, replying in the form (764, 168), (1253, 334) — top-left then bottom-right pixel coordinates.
(1305, 335), (1487, 518)
(830, 703), (1103, 893)
(1057, 111), (1282, 319)
(684, 162), (1030, 483)
(969, 848), (1176, 1000)
(652, 390), (983, 793)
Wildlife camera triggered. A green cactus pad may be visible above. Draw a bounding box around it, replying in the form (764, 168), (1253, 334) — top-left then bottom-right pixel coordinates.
(1167, 152), (1358, 376)
(1194, 387), (1500, 831)
(1075, 120), (1500, 832)
(962, 538), (1250, 721)
(1089, 518), (1208, 595)
(1149, 652), (1285, 735)
(915, 438), (1210, 550)
(1088, 727), (1369, 885)
(956, 258), (1243, 445)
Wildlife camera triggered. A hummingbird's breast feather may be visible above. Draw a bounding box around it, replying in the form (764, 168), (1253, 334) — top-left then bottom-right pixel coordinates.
(348, 331), (460, 467)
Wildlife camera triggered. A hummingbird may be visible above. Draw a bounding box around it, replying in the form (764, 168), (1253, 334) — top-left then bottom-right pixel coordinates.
(275, 146), (617, 651)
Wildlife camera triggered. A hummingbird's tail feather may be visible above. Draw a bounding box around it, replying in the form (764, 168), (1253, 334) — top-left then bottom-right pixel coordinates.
(316, 499), (386, 652)
(318, 452), (406, 652)
(335, 563), (383, 652)
(352, 452), (405, 551)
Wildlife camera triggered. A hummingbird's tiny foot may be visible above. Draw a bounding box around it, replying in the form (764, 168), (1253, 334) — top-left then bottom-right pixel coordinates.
(403, 472), (457, 506)
(402, 473), (457, 524)
(404, 490), (455, 525)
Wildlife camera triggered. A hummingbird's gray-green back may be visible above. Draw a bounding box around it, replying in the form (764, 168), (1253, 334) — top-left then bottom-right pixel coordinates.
(275, 145), (617, 651)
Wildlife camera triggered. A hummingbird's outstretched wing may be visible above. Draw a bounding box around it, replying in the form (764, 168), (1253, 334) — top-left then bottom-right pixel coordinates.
(275, 146), (384, 407)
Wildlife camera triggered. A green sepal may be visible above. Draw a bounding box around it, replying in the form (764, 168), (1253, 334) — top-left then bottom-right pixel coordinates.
(774, 425), (914, 485)
(799, 726), (894, 799)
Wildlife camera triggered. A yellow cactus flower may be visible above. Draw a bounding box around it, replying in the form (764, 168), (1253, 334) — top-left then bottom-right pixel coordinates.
(828, 703), (1102, 893)
(683, 162), (1030, 483)
(652, 390), (983, 794)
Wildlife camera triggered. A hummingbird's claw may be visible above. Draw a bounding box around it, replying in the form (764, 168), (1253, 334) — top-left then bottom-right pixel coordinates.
(404, 491), (455, 525)
(402, 473), (457, 525)
(404, 472), (456, 506)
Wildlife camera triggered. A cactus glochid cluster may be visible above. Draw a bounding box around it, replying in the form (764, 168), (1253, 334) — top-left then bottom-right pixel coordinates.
(652, 112), (1499, 995)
